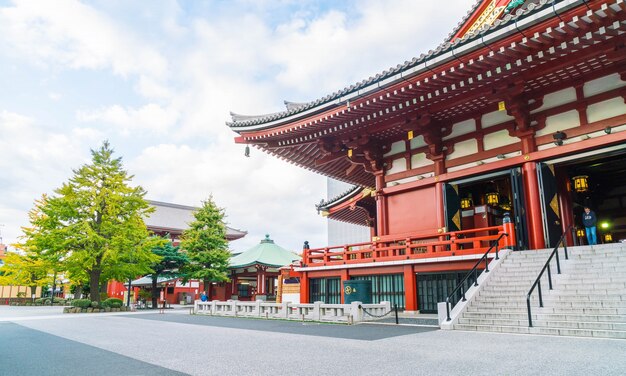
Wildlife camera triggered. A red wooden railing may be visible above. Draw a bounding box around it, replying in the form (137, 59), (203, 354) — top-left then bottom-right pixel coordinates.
(302, 225), (514, 267)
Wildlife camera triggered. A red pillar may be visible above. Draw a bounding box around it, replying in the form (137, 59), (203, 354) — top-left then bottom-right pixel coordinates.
(403, 265), (417, 312)
(340, 269), (349, 304)
(300, 272), (309, 304)
(435, 181), (446, 230)
(523, 162), (546, 249)
(375, 173), (387, 236)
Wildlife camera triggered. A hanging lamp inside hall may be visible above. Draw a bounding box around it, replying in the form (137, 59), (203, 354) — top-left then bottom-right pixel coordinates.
(573, 175), (589, 192)
(486, 192), (499, 206)
(460, 197), (472, 209)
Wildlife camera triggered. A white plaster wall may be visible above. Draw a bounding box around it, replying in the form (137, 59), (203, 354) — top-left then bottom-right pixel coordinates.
(443, 118), (476, 140)
(327, 179), (353, 198)
(536, 110), (580, 136)
(328, 218), (370, 246)
(282, 293), (300, 304)
(531, 87), (577, 114)
(584, 73), (626, 97)
(481, 109), (514, 128)
(384, 140), (406, 157)
(387, 174), (431, 187)
(411, 152), (432, 168)
(447, 139), (478, 160)
(587, 98), (626, 124)
(385, 157), (407, 175)
(483, 130), (520, 150)
(409, 135), (426, 149)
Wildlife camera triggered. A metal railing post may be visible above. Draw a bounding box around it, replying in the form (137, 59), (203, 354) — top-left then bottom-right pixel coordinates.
(538, 281), (543, 308)
(555, 248), (561, 274)
(526, 297), (533, 327)
(547, 264), (553, 290)
(563, 238), (569, 260)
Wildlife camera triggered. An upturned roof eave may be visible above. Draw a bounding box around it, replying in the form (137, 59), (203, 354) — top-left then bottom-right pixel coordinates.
(227, 0), (577, 133)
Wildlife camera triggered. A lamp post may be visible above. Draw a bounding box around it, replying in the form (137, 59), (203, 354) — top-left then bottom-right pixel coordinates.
(50, 271), (57, 306)
(127, 278), (133, 308)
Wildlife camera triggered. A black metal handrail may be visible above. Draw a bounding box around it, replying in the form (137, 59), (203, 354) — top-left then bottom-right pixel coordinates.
(526, 227), (571, 327)
(445, 232), (508, 321)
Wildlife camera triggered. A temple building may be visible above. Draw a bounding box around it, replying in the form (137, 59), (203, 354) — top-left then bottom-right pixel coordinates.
(107, 200), (247, 304)
(228, 0), (626, 313)
(229, 234), (301, 301)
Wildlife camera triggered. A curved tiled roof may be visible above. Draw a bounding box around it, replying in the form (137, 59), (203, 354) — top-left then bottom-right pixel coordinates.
(316, 185), (363, 211)
(229, 234), (300, 268)
(227, 0), (560, 130)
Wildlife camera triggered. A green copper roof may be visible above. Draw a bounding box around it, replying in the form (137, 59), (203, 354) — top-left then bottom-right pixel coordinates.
(229, 234), (300, 268)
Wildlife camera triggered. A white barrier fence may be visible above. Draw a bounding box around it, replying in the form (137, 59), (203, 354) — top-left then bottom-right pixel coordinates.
(194, 300), (392, 323)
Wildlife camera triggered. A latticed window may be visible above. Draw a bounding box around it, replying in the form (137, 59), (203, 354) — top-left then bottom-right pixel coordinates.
(309, 278), (341, 304)
(351, 274), (405, 309)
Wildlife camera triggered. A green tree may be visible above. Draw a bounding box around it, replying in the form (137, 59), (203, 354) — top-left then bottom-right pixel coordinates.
(15, 141), (160, 303)
(181, 197), (231, 295)
(149, 238), (189, 308)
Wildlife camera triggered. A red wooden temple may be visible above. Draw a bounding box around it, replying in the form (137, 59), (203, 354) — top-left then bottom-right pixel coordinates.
(228, 0), (626, 312)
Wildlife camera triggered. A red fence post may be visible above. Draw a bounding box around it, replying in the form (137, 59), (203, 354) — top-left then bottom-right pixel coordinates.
(503, 213), (516, 249)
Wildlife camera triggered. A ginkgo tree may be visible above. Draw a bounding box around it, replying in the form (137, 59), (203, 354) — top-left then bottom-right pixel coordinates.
(14, 141), (161, 302)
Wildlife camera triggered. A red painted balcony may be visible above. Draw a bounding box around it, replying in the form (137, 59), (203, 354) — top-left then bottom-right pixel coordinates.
(302, 224), (514, 267)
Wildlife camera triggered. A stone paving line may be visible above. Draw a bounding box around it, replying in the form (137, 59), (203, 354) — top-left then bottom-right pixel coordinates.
(10, 311), (626, 376)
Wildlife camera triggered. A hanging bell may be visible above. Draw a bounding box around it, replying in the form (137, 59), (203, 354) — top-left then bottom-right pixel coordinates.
(244, 145), (250, 157)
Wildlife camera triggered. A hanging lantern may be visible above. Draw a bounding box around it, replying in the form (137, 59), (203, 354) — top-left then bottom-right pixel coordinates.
(460, 197), (472, 209)
(486, 192), (499, 206)
(572, 175), (588, 192)
(604, 234), (613, 242)
(576, 229), (585, 238)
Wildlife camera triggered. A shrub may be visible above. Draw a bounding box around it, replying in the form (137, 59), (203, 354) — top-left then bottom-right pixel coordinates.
(90, 301), (99, 308)
(111, 302), (122, 308)
(71, 299), (92, 308)
(104, 298), (123, 307)
(34, 298), (45, 305)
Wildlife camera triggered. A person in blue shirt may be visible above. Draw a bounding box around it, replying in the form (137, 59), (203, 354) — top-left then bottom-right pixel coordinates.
(200, 292), (208, 302)
(582, 206), (597, 245)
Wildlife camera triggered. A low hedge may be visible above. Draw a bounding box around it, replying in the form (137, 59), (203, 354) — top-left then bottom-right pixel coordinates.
(71, 299), (92, 308)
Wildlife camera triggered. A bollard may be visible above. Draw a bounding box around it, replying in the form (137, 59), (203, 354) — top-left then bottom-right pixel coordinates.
(394, 303), (399, 325)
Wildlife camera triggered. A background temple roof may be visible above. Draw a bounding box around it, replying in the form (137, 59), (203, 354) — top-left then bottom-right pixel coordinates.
(146, 200), (247, 241)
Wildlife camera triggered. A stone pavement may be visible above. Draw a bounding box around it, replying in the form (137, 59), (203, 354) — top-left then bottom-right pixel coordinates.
(1, 306), (625, 375)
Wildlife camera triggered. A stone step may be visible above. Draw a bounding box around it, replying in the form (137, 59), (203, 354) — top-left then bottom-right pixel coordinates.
(474, 294), (626, 302)
(457, 317), (626, 331)
(453, 324), (626, 339)
(564, 264), (626, 270)
(553, 282), (626, 289)
(557, 273), (626, 280)
(462, 311), (626, 323)
(539, 307), (626, 315)
(473, 300), (626, 310)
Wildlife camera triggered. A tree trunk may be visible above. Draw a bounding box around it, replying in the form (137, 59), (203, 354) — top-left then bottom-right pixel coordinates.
(89, 269), (102, 302)
(30, 285), (37, 299)
(204, 278), (210, 296)
(75, 285), (83, 299)
(151, 276), (159, 309)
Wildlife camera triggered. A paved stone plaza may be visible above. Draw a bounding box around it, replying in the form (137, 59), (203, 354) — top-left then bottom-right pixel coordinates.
(0, 306), (625, 376)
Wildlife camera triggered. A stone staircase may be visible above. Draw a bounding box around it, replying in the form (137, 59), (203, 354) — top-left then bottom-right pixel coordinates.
(453, 243), (626, 339)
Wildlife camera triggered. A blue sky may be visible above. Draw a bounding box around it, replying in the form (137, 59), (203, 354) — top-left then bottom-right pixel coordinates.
(0, 0), (470, 253)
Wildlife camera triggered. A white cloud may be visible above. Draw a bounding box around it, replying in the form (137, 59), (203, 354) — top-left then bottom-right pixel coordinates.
(128, 143), (328, 252)
(76, 104), (179, 136)
(0, 0), (167, 78)
(0, 110), (99, 246)
(0, 0), (472, 253)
